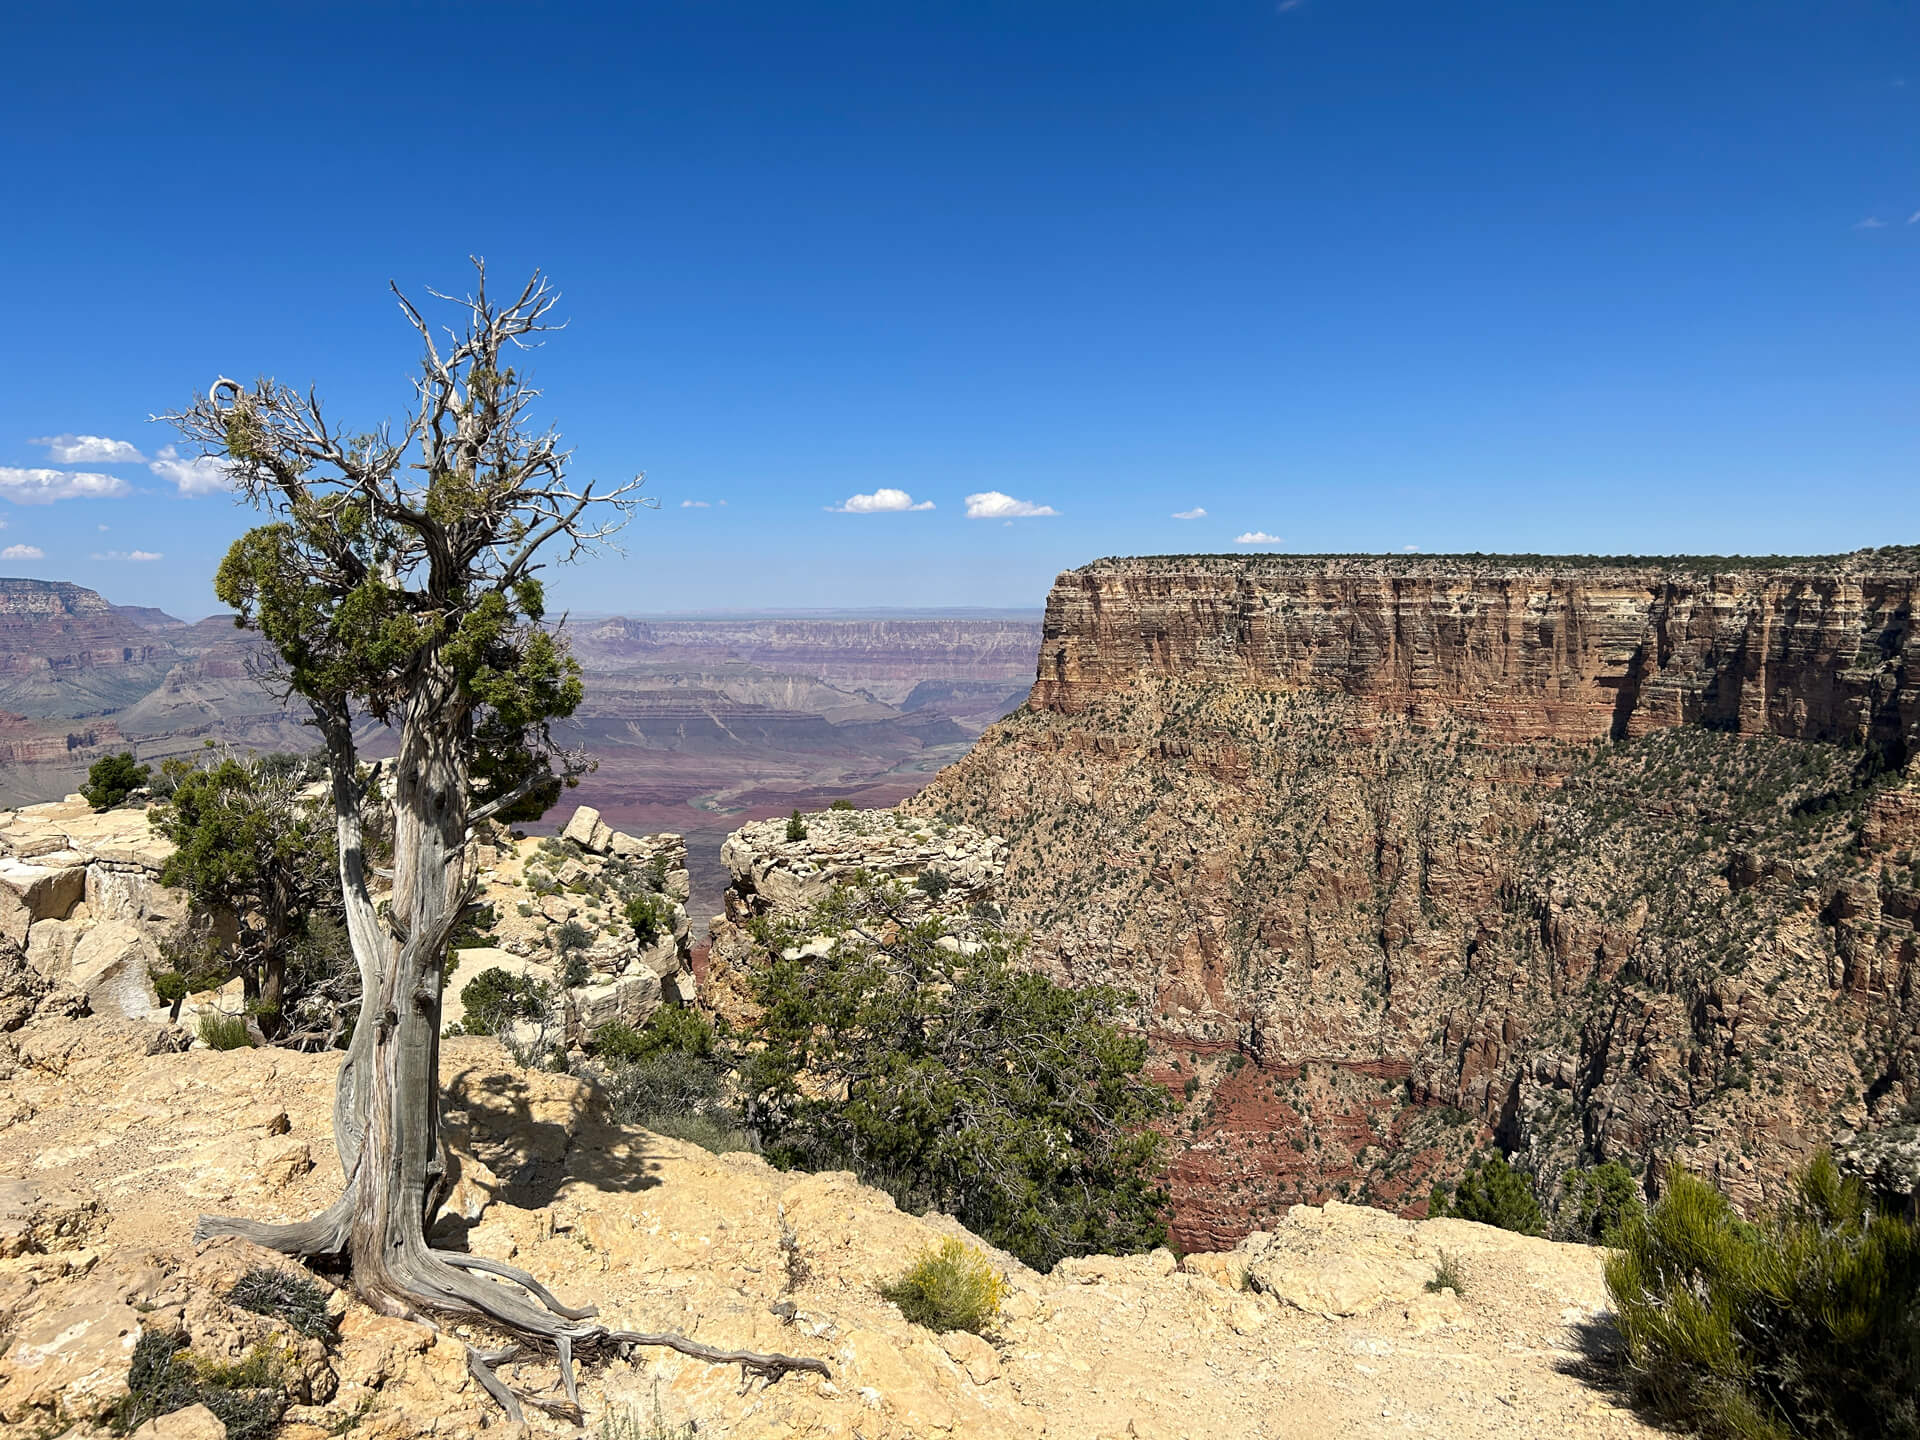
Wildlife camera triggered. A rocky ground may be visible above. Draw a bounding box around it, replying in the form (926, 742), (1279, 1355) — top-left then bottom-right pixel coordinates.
(0, 1019), (1663, 1440)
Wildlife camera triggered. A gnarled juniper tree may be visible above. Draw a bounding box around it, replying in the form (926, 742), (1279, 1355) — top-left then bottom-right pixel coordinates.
(162, 262), (824, 1420)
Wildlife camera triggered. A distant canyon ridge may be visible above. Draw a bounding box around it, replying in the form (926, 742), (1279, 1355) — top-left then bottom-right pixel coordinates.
(0, 578), (1040, 917)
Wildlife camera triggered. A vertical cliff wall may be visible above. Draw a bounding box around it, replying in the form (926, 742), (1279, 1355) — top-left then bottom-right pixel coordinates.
(916, 550), (1920, 1248)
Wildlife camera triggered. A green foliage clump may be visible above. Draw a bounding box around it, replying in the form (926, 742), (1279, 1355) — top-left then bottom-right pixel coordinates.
(198, 1010), (254, 1050)
(83, 751), (150, 811)
(110, 1330), (290, 1440)
(1430, 1153), (1544, 1235)
(590, 1009), (748, 1152)
(228, 1265), (334, 1339)
(1425, 1250), (1466, 1295)
(149, 749), (341, 1039)
(1606, 1154), (1920, 1440)
(1558, 1160), (1645, 1245)
(879, 1239), (1006, 1336)
(555, 918), (593, 952)
(914, 869), (953, 901)
(625, 891), (671, 946)
(561, 953), (590, 989)
(743, 880), (1168, 1271)
(458, 967), (553, 1035)
(594, 1007), (715, 1064)
(829, 798), (855, 811)
(785, 808), (808, 842)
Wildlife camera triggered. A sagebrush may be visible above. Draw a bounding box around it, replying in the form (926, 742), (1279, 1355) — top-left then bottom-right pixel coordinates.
(880, 1239), (1005, 1335)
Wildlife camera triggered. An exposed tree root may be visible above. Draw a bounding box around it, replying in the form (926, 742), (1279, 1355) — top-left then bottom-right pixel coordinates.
(195, 1195), (831, 1422)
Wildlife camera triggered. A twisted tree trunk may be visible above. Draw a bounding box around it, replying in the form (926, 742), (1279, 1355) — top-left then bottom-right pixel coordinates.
(198, 687), (826, 1420)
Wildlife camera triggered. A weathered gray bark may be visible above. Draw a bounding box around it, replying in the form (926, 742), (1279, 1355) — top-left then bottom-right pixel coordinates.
(198, 685), (827, 1417)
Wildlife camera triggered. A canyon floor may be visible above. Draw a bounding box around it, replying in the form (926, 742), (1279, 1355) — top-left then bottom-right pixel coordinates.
(0, 1022), (1662, 1440)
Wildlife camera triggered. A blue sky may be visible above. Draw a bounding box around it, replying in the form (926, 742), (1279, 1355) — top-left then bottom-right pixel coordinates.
(2, 1), (1916, 618)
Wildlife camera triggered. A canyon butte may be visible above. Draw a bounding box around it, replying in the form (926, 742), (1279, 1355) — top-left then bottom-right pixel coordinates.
(907, 547), (1920, 1249)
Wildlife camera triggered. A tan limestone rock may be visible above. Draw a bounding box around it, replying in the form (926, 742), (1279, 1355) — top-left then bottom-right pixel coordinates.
(129, 1401), (228, 1438)
(66, 921), (161, 1020)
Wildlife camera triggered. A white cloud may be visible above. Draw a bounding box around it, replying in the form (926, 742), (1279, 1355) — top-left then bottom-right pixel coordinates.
(0, 467), (131, 504)
(1909, 211), (1920, 224)
(1235, 531), (1283, 544)
(828, 488), (935, 513)
(680, 499), (711, 508)
(1, 544), (45, 561)
(1856, 217), (1888, 229)
(1171, 507), (1208, 520)
(92, 549), (163, 562)
(1402, 544), (1420, 552)
(31, 434), (145, 465)
(964, 491), (1057, 519)
(149, 444), (236, 496)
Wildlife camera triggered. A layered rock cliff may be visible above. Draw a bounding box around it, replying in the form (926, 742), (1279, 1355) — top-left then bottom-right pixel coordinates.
(914, 550), (1920, 1249)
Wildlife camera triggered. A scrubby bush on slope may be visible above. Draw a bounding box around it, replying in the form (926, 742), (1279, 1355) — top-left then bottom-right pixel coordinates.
(741, 877), (1168, 1271)
(1606, 1153), (1920, 1440)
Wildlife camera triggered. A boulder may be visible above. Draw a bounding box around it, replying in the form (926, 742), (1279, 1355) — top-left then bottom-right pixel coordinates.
(0, 1282), (141, 1421)
(0, 859), (87, 946)
(67, 920), (161, 1020)
(567, 972), (662, 1041)
(84, 866), (187, 931)
(131, 1402), (229, 1439)
(560, 805), (612, 855)
(25, 918), (84, 982)
(635, 929), (684, 981)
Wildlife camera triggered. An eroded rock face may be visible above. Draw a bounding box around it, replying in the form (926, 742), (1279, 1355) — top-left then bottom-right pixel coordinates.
(453, 813), (698, 1046)
(704, 808), (1007, 1019)
(916, 550), (1920, 1247)
(1029, 552), (1920, 752)
(0, 800), (185, 1023)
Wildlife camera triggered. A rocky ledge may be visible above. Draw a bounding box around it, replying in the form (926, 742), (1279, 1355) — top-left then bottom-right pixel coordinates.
(450, 805), (697, 1048)
(0, 795), (186, 1024)
(704, 808), (1008, 1020)
(716, 807), (1006, 924)
(0, 1022), (1664, 1440)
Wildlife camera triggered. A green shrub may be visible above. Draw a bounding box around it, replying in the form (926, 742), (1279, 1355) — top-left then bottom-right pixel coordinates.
(914, 869), (953, 901)
(561, 953), (590, 989)
(228, 1266), (333, 1339)
(198, 1010), (254, 1050)
(1558, 1160), (1645, 1245)
(83, 751), (151, 811)
(829, 798), (855, 811)
(1606, 1154), (1920, 1440)
(555, 919), (593, 952)
(1425, 1250), (1466, 1295)
(625, 892), (671, 946)
(594, 1007), (715, 1064)
(111, 1331), (290, 1440)
(458, 967), (553, 1034)
(744, 879), (1168, 1271)
(785, 809), (808, 842)
(880, 1239), (1005, 1335)
(1432, 1154), (1544, 1236)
